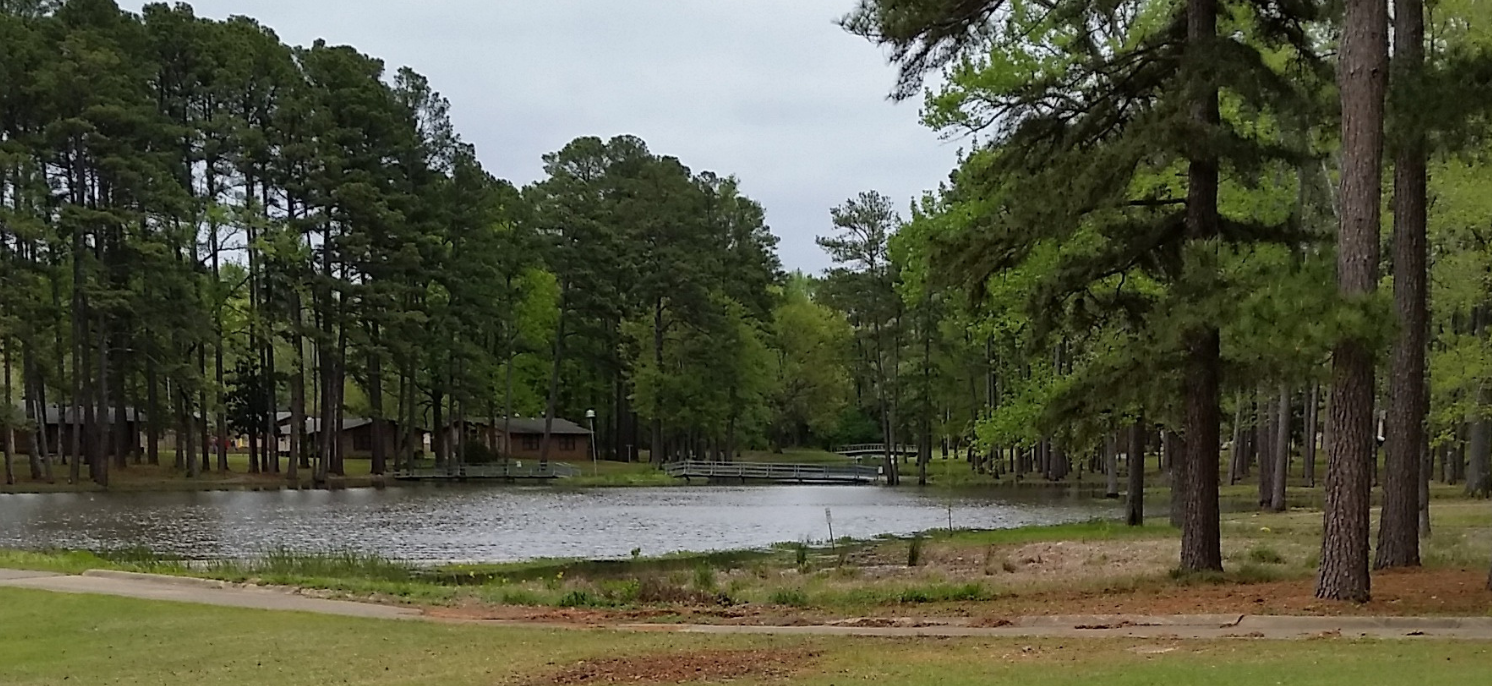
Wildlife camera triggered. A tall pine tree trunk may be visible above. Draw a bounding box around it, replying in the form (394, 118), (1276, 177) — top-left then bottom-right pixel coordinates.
(1258, 388), (1275, 507)
(1177, 0), (1224, 572)
(1127, 417), (1146, 526)
(1378, 0), (1428, 568)
(289, 302), (306, 482)
(23, 344), (48, 481)
(1228, 394), (1247, 485)
(1271, 386), (1290, 512)
(368, 333), (386, 476)
(541, 304), (567, 467)
(650, 299), (664, 466)
(3, 338), (14, 486)
(1305, 382), (1319, 487)
(1319, 0), (1389, 603)
(1105, 433), (1120, 499)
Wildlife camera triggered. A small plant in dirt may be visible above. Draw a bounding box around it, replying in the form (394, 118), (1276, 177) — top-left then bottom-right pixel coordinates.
(636, 577), (734, 606)
(558, 590), (604, 608)
(769, 588), (810, 607)
(693, 565), (717, 592)
(599, 579), (641, 604)
(1247, 546), (1286, 565)
(907, 535), (924, 567)
(794, 541), (809, 569)
(897, 582), (991, 604)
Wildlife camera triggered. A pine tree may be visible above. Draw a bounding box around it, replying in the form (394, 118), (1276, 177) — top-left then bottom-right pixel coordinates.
(1318, 0), (1389, 603)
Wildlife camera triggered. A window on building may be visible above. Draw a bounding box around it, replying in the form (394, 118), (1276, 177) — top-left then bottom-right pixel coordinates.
(522, 435), (541, 451)
(560, 436), (577, 452)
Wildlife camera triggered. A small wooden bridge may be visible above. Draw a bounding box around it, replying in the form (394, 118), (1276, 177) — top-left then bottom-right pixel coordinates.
(664, 461), (882, 485)
(394, 462), (579, 482)
(834, 444), (919, 460)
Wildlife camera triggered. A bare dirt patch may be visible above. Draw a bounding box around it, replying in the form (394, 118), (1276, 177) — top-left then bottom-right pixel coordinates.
(532, 649), (817, 685)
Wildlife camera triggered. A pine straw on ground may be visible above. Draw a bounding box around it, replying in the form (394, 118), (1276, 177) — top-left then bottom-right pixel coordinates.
(528, 649), (818, 685)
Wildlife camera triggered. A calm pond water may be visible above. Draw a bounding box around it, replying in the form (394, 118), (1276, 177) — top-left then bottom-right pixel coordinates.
(0, 485), (1117, 563)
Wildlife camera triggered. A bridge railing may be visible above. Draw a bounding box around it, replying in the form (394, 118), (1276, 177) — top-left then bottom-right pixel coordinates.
(663, 461), (881, 482)
(395, 461), (579, 480)
(834, 444), (918, 456)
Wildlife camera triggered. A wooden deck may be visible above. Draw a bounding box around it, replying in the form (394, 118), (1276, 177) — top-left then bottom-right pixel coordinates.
(393, 462), (580, 482)
(664, 461), (882, 485)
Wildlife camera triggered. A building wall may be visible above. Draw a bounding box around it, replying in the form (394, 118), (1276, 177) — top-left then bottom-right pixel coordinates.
(460, 426), (593, 461)
(506, 433), (591, 461)
(10, 425), (142, 457)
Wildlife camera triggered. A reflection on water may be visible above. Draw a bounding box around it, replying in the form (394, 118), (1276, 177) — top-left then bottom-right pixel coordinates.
(0, 485), (1117, 563)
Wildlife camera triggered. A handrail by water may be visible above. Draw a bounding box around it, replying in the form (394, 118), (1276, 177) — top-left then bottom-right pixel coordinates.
(394, 461), (579, 481)
(835, 443), (918, 457)
(663, 460), (881, 484)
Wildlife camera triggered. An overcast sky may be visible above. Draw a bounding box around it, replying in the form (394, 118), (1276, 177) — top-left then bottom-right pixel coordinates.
(124, 1), (960, 272)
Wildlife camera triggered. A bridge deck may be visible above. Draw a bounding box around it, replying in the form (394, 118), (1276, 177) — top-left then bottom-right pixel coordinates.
(664, 461), (881, 484)
(394, 462), (579, 481)
(834, 444), (919, 458)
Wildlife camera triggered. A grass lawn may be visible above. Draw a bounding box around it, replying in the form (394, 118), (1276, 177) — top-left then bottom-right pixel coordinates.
(2, 588), (1490, 686)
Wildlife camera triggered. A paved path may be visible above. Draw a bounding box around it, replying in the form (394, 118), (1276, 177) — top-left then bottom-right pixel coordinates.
(4, 570), (1491, 640)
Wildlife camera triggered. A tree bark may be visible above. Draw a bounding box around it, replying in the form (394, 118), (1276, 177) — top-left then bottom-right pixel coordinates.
(1127, 417), (1146, 526)
(1257, 387), (1275, 508)
(1271, 385), (1290, 512)
(1166, 430), (1184, 529)
(1228, 394), (1246, 485)
(1175, 0), (1225, 572)
(1305, 382), (1319, 487)
(541, 304), (568, 467)
(1105, 433), (1120, 499)
(650, 299), (664, 466)
(3, 338), (14, 486)
(1319, 0), (1388, 603)
(1378, 0), (1428, 568)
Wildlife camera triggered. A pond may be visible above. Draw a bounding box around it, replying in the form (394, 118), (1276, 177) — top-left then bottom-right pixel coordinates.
(0, 485), (1118, 563)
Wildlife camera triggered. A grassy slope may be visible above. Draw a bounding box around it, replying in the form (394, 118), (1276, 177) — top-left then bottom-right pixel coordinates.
(1, 587), (1490, 686)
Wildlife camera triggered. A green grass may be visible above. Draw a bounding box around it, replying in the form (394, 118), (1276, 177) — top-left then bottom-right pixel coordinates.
(2, 588), (1491, 686)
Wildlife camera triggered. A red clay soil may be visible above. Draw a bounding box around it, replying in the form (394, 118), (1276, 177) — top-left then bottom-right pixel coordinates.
(431, 568), (1492, 627)
(532, 649), (817, 685)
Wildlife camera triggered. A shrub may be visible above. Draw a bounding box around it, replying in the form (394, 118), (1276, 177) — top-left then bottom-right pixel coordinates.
(1247, 546), (1286, 565)
(460, 442), (499, 465)
(693, 565), (717, 592)
(897, 583), (991, 604)
(558, 590), (602, 608)
(599, 579), (641, 605)
(794, 542), (809, 568)
(769, 588), (810, 607)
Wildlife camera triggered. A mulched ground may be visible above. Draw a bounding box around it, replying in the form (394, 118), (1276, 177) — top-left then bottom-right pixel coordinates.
(532, 649), (817, 685)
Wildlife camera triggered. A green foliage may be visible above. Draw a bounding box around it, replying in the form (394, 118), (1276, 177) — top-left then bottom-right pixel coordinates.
(768, 587), (810, 607)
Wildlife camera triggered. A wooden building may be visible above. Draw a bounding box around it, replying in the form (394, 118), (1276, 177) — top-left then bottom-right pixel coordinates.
(7, 406), (144, 458)
(456, 417), (593, 461)
(276, 416), (426, 459)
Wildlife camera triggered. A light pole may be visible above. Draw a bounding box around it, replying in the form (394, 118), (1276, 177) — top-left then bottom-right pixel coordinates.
(585, 409), (597, 476)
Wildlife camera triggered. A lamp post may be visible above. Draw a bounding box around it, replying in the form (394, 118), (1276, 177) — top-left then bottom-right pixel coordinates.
(585, 409), (597, 476)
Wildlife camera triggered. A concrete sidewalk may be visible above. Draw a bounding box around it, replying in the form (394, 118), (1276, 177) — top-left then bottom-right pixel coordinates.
(4, 569), (1491, 640)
